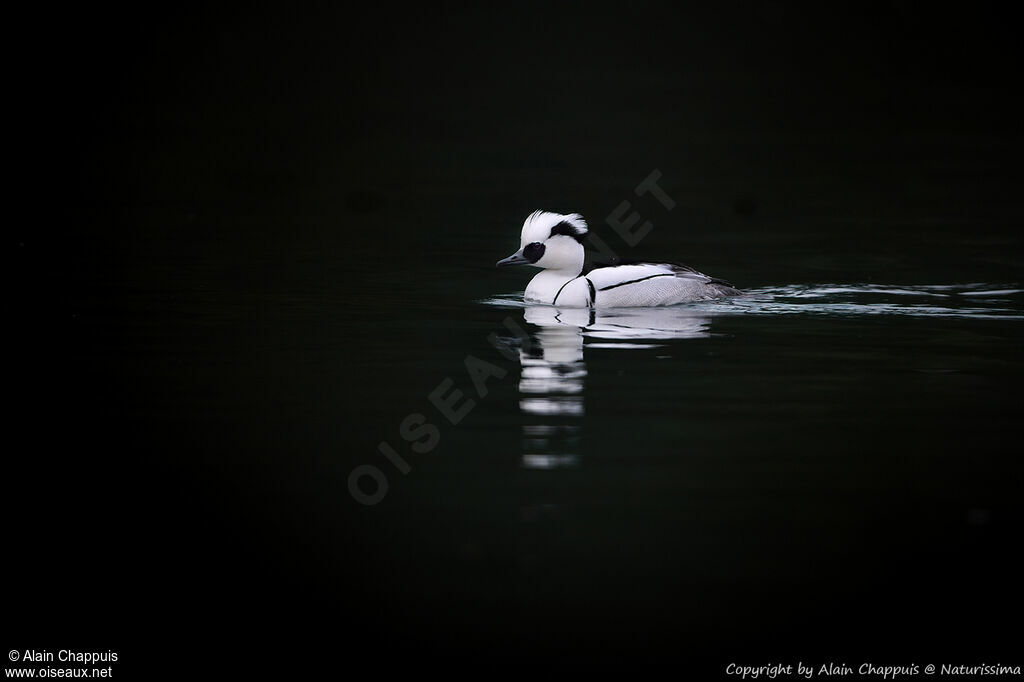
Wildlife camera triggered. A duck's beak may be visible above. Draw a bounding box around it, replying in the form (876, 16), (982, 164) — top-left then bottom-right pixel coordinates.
(496, 250), (530, 267)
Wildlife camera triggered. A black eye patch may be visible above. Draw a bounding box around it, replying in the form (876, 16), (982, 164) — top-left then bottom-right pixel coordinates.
(523, 242), (545, 263)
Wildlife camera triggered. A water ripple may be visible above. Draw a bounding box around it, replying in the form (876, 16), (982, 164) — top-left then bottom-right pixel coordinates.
(481, 283), (1024, 320)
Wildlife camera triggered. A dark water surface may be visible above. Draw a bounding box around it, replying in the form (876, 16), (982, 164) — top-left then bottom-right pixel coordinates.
(11, 3), (1024, 674)
(38, 218), (1023, 666)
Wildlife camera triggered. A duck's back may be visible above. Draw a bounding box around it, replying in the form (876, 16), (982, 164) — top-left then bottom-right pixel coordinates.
(586, 262), (741, 307)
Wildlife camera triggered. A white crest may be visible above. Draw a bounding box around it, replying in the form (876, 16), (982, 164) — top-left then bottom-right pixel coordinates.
(520, 210), (588, 246)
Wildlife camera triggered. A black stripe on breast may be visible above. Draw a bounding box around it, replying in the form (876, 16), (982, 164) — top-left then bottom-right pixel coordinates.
(552, 276), (581, 305)
(586, 277), (596, 305)
(597, 273), (674, 291)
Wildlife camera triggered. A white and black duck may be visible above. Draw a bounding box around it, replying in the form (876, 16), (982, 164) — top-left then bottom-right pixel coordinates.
(496, 210), (741, 307)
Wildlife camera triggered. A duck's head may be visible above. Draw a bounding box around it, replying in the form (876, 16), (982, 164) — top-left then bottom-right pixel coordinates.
(496, 210), (588, 272)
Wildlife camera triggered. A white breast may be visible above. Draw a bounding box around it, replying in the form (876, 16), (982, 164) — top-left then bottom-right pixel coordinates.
(525, 271), (592, 306)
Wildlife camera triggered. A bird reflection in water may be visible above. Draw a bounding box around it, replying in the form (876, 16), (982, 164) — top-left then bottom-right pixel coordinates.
(516, 305), (713, 470)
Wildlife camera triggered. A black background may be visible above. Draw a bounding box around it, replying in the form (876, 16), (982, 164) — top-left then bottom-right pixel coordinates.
(9, 1), (1023, 675)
